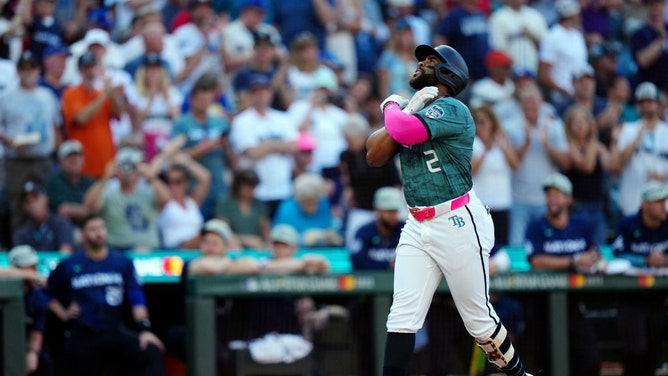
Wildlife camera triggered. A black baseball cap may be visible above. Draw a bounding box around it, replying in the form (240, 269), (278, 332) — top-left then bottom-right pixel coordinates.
(21, 180), (45, 201)
(78, 52), (98, 68)
(17, 51), (39, 69)
(143, 52), (165, 67)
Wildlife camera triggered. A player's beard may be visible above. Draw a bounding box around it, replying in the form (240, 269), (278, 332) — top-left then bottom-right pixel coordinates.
(409, 69), (438, 90)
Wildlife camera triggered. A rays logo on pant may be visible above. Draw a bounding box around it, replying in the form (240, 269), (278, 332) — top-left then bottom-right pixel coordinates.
(448, 215), (465, 228)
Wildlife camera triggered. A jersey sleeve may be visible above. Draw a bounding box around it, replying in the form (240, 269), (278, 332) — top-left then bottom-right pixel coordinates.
(124, 257), (147, 307)
(414, 98), (473, 140)
(524, 220), (545, 261)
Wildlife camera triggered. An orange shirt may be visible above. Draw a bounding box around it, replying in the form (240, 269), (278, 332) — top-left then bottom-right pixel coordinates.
(62, 85), (116, 179)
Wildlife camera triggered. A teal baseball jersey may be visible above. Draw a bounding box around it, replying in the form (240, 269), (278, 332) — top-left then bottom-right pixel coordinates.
(399, 96), (474, 207)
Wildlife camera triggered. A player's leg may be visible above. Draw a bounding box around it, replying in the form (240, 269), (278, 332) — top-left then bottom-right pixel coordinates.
(67, 330), (103, 376)
(431, 197), (530, 376)
(107, 327), (166, 376)
(383, 219), (444, 376)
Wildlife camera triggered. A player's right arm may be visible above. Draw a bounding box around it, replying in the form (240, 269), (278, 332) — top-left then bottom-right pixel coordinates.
(366, 127), (399, 167)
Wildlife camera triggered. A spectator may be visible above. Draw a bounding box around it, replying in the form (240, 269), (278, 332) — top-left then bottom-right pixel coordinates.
(263, 224), (330, 273)
(385, 0), (431, 46)
(230, 74), (298, 218)
(13, 179), (74, 252)
(83, 147), (171, 251)
(562, 105), (613, 245)
(433, 0), (491, 85)
(45, 214), (166, 376)
(130, 53), (183, 161)
(339, 113), (401, 249)
(232, 31), (293, 111)
(469, 50), (515, 108)
(27, 0), (63, 64)
(220, 0), (282, 75)
(554, 64), (608, 119)
(629, 0), (668, 92)
(0, 51), (60, 228)
(288, 68), (348, 191)
(172, 0), (224, 95)
(38, 45), (70, 99)
(62, 28), (126, 87)
(171, 73), (231, 220)
(537, 0), (588, 108)
(611, 181), (668, 375)
(349, 187), (404, 270)
(44, 140), (94, 226)
(611, 82), (668, 216)
(272, 0), (337, 51)
(273, 173), (343, 248)
(122, 20), (185, 79)
(285, 31), (338, 101)
(376, 18), (417, 99)
(6, 245), (54, 376)
(471, 105), (519, 246)
(61, 52), (123, 179)
(504, 84), (570, 246)
(0, 50), (18, 92)
(589, 41), (623, 98)
(292, 130), (316, 179)
(215, 169), (270, 250)
(525, 172), (603, 375)
(158, 153), (210, 250)
(487, 0), (547, 73)
(599, 74), (639, 146)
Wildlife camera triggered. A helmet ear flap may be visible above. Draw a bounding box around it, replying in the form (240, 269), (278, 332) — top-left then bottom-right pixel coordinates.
(434, 62), (458, 95)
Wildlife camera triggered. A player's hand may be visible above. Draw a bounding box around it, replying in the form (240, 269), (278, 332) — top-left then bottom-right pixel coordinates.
(139, 331), (165, 352)
(647, 252), (667, 268)
(26, 350), (38, 373)
(403, 86), (438, 114)
(380, 94), (409, 112)
(65, 303), (81, 321)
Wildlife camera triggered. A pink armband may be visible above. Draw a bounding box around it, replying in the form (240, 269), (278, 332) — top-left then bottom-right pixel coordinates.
(383, 103), (429, 145)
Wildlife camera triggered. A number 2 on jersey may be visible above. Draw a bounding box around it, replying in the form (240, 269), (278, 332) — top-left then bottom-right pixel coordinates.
(424, 149), (442, 173)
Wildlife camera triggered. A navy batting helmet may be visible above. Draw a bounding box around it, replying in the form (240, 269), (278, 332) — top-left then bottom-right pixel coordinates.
(415, 44), (469, 96)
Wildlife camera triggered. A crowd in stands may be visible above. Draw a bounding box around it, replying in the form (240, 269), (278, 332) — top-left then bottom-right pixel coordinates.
(1, 0), (668, 374)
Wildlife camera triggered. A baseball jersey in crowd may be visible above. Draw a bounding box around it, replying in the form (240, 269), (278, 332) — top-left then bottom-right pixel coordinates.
(44, 171), (96, 213)
(13, 214), (74, 251)
(215, 195), (267, 237)
(0, 86), (59, 159)
(472, 137), (513, 210)
(402, 97), (474, 206)
(45, 250), (147, 331)
(28, 17), (63, 63)
(350, 219), (405, 270)
(172, 113), (229, 197)
(273, 0), (331, 50)
(287, 99), (348, 174)
(435, 7), (490, 80)
(24, 286), (49, 335)
(100, 182), (160, 250)
(61, 85), (116, 178)
(504, 110), (568, 206)
(615, 121), (668, 215)
(538, 23), (588, 96)
(273, 197), (335, 247)
(630, 24), (668, 90)
(525, 215), (595, 260)
(158, 197), (203, 249)
(230, 107), (297, 201)
(173, 23), (223, 94)
(612, 213), (668, 267)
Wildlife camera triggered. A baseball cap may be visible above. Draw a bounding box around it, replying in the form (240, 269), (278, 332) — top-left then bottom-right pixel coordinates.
(395, 17), (411, 30)
(542, 172), (572, 195)
(641, 181), (668, 202)
(635, 82), (659, 101)
(313, 69), (338, 91)
(555, 0), (580, 18)
(43, 45), (71, 60)
(512, 67), (536, 80)
(189, 0), (212, 9)
(115, 147), (144, 166)
(388, 0), (414, 6)
(17, 51), (39, 69)
(242, 0), (265, 11)
(297, 131), (316, 151)
(78, 52), (98, 68)
(8, 245), (38, 267)
(58, 140), (83, 159)
(235, 168), (260, 186)
(485, 50), (512, 68)
(253, 31), (274, 47)
(249, 74), (272, 89)
(201, 219), (233, 242)
(83, 28), (110, 48)
(373, 187), (404, 211)
(270, 224), (299, 246)
(21, 180), (45, 201)
(572, 64), (594, 80)
(142, 53), (165, 67)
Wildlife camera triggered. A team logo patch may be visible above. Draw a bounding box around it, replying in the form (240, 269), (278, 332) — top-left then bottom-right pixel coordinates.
(425, 105), (444, 119)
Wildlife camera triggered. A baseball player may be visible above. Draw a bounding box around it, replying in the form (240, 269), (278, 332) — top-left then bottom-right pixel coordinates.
(367, 44), (532, 376)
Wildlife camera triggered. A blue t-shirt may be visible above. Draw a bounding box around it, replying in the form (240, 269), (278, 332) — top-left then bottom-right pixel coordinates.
(349, 220), (404, 270)
(273, 197), (335, 247)
(612, 212), (668, 267)
(13, 214), (74, 251)
(45, 250), (146, 331)
(435, 7), (490, 80)
(525, 215), (596, 261)
(272, 1), (331, 49)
